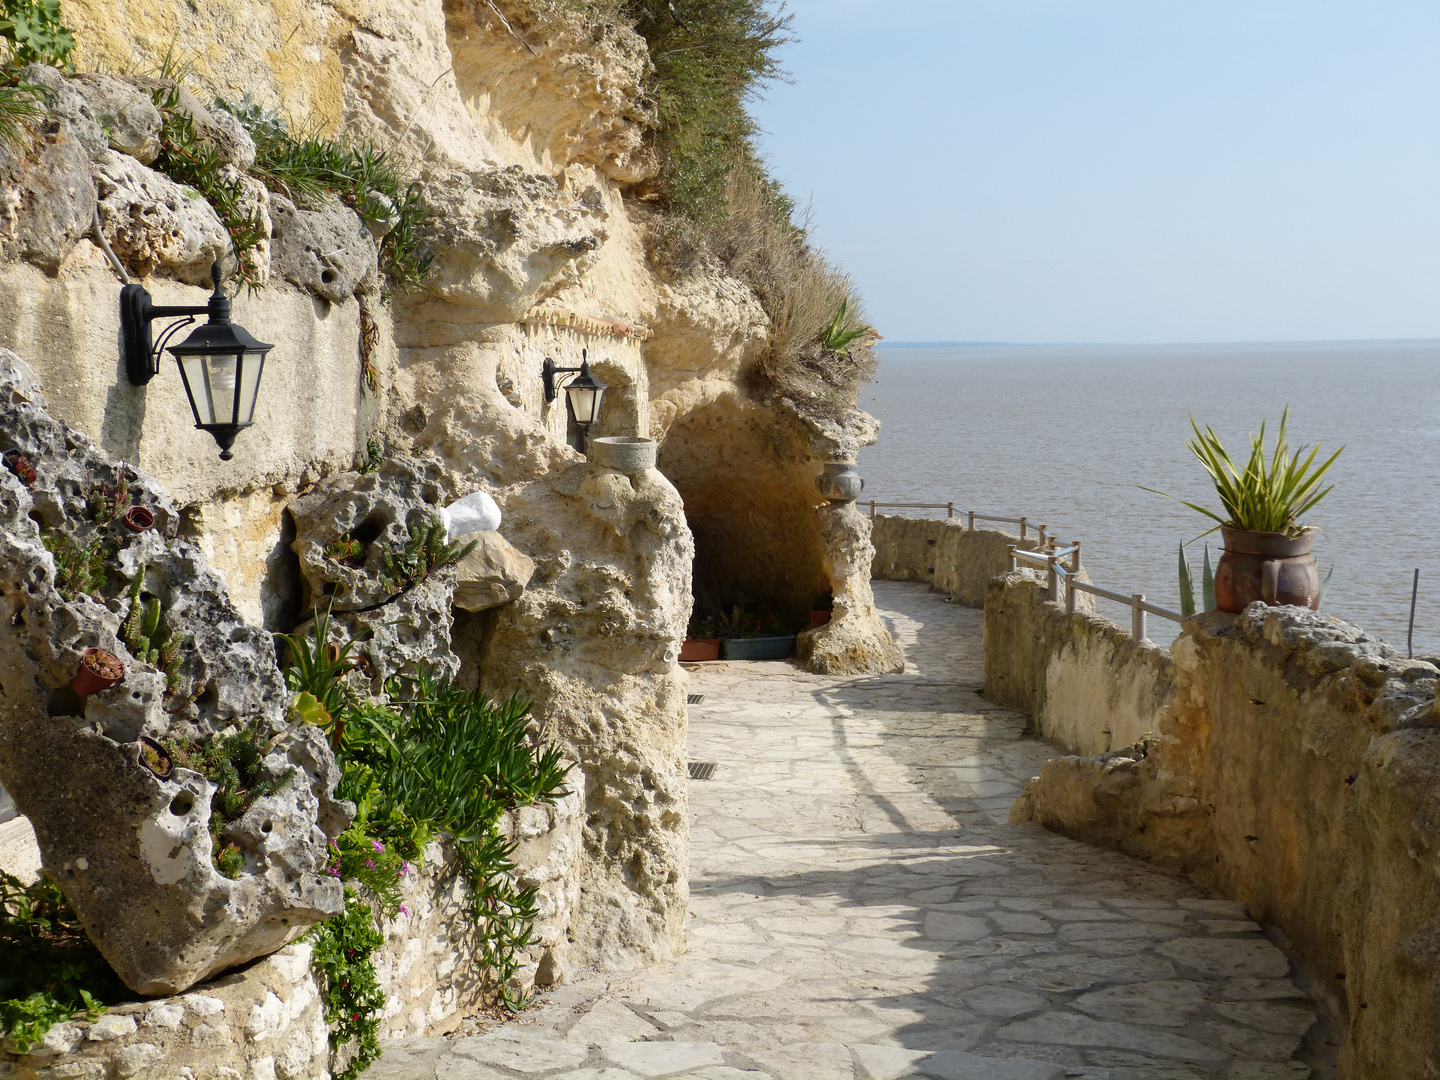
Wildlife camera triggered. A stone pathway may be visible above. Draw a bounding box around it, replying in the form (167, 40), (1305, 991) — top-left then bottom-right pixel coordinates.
(374, 582), (1325, 1080)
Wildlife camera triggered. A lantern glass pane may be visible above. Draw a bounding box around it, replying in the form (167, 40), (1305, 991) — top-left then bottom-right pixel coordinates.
(566, 384), (603, 425)
(180, 353), (215, 425)
(208, 353), (240, 423)
(237, 350), (265, 424)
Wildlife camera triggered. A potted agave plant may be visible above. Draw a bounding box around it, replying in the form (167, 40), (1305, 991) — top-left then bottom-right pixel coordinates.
(1146, 407), (1342, 614)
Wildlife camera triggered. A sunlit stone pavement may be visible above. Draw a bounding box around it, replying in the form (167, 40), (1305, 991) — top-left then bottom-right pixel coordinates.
(373, 581), (1323, 1080)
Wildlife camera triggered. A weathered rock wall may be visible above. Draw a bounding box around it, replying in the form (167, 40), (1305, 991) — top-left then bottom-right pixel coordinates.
(0, 794), (582, 1079)
(984, 572), (1175, 755)
(1009, 602), (1440, 1079)
(870, 514), (1050, 607)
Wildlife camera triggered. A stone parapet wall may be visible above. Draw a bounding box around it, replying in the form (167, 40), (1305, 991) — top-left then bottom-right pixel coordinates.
(1009, 599), (1440, 1079)
(984, 572), (1177, 755)
(869, 514), (1048, 607)
(0, 793), (583, 1080)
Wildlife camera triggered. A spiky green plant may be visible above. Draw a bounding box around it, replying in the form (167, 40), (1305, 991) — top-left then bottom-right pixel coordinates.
(820, 299), (870, 356)
(1144, 407), (1343, 538)
(378, 516), (476, 596)
(42, 533), (108, 601)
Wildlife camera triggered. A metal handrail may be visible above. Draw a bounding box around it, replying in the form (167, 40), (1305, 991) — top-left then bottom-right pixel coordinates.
(1008, 541), (1182, 643)
(868, 501), (1047, 544)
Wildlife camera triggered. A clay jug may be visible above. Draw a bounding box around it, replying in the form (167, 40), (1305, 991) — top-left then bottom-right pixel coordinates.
(1214, 527), (1321, 614)
(816, 463), (864, 504)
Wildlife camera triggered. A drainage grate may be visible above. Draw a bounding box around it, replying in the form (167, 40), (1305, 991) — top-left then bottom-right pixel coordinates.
(687, 693), (705, 705)
(688, 761), (718, 780)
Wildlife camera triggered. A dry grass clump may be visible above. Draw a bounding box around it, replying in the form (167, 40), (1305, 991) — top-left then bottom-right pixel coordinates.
(650, 168), (875, 415)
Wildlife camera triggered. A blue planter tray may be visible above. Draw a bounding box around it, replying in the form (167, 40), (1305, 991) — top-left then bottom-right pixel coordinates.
(720, 634), (796, 661)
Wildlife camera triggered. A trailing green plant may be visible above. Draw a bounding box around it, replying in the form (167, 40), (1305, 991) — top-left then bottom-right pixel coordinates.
(0, 0), (74, 68)
(0, 871), (124, 1052)
(149, 84), (268, 291)
(42, 532), (108, 601)
(121, 577), (183, 691)
(309, 888), (385, 1080)
(163, 724), (295, 878)
(323, 827), (406, 919)
(1143, 407), (1344, 538)
(212, 94), (433, 293)
(378, 517), (476, 596)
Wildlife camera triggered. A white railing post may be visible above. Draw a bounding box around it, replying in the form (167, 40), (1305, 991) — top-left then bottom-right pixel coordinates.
(968, 510), (975, 531)
(1047, 552), (1059, 602)
(869, 499), (876, 520)
(1007, 544), (1017, 572)
(1065, 566), (1076, 613)
(1038, 525), (1047, 548)
(946, 501), (954, 518)
(1020, 516), (1028, 541)
(1132, 594), (1147, 642)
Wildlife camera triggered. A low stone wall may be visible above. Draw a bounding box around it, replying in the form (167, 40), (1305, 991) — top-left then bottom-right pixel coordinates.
(984, 572), (1176, 755)
(1009, 603), (1440, 1079)
(869, 514), (1046, 606)
(0, 790), (582, 1079)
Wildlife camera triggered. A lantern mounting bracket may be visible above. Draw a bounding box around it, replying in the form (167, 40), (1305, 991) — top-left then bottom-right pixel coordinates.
(542, 355), (586, 403)
(120, 262), (226, 386)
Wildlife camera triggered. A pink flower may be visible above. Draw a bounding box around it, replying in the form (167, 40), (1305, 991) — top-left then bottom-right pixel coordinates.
(371, 839), (384, 853)
(326, 867), (340, 877)
(400, 862), (410, 877)
(364, 859), (376, 871)
(399, 905), (409, 917)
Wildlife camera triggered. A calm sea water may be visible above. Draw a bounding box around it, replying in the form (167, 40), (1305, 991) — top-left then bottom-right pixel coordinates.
(859, 341), (1440, 653)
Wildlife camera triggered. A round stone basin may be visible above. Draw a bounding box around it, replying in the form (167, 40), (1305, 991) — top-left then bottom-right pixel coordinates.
(589, 437), (657, 475)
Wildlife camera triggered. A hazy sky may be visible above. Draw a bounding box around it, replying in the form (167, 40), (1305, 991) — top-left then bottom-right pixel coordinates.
(749, 1), (1440, 344)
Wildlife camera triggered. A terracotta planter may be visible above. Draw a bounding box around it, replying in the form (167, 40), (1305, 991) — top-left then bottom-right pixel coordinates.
(679, 638), (721, 662)
(73, 647), (125, 696)
(138, 736), (172, 779)
(1214, 527), (1321, 614)
(807, 610), (832, 630)
(121, 505), (155, 533)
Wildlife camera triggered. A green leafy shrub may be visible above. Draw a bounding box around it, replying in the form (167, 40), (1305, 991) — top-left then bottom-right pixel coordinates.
(310, 888), (385, 1080)
(0, 0), (74, 68)
(0, 872), (125, 1051)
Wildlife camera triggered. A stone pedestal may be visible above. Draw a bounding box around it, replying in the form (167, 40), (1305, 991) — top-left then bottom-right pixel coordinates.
(796, 503), (904, 676)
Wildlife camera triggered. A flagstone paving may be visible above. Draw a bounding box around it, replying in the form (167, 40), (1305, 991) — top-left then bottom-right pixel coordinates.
(373, 581), (1327, 1080)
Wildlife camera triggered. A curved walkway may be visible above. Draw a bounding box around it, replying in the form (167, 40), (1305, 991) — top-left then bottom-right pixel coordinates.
(375, 581), (1323, 1080)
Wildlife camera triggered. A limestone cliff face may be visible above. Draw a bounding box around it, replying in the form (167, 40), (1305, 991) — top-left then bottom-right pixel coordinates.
(0, 0), (888, 972)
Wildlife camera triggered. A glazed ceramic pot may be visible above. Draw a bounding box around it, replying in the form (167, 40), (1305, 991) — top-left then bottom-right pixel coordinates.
(1214, 527), (1321, 614)
(816, 463), (864, 504)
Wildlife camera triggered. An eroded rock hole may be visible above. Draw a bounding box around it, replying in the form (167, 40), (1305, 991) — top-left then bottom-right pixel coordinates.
(261, 820), (272, 835)
(170, 792), (194, 816)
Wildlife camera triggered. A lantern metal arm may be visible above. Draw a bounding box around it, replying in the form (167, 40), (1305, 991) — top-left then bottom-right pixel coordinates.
(121, 261), (230, 386)
(542, 354), (601, 404)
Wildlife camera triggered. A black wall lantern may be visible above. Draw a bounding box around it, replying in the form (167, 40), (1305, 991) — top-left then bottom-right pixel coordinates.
(121, 261), (274, 461)
(542, 349), (606, 447)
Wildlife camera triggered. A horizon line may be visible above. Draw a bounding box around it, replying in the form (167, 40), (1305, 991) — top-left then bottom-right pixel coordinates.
(877, 336), (1440, 349)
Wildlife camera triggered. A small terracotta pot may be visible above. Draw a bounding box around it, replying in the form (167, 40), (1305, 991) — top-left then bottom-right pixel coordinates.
(121, 505), (154, 533)
(679, 638), (721, 663)
(73, 647), (125, 696)
(807, 610), (833, 630)
(1214, 527), (1321, 614)
(138, 736), (172, 779)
